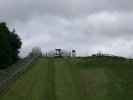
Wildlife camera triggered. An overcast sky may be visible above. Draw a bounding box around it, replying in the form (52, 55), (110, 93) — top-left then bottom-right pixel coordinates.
(0, 0), (133, 57)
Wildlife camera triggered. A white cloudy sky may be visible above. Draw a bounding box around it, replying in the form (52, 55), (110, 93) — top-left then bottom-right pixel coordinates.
(0, 0), (133, 57)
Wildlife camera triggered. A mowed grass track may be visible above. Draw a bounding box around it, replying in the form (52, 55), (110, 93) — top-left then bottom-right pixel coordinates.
(0, 58), (133, 100)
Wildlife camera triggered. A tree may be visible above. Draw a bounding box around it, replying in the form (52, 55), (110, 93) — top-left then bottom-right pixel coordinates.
(0, 22), (22, 69)
(10, 29), (22, 63)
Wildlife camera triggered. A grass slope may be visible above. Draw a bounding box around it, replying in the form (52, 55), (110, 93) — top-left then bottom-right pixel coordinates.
(0, 57), (133, 100)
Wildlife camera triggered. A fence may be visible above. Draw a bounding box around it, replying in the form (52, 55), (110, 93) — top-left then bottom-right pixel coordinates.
(0, 54), (41, 95)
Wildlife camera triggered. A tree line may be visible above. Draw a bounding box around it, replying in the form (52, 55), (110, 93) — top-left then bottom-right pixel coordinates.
(0, 22), (22, 69)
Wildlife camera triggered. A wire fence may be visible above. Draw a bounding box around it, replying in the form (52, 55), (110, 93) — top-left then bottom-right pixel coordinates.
(0, 54), (41, 95)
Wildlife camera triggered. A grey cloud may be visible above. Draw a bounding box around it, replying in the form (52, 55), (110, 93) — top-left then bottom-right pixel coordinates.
(0, 0), (133, 57)
(1, 0), (133, 23)
(17, 12), (133, 57)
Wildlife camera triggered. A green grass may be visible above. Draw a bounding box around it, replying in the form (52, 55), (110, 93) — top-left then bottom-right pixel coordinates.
(0, 57), (133, 100)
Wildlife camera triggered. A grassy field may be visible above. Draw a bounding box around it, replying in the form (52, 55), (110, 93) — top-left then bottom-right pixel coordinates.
(0, 57), (133, 100)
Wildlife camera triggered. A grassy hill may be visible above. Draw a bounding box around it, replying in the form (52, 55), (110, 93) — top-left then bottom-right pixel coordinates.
(0, 57), (133, 100)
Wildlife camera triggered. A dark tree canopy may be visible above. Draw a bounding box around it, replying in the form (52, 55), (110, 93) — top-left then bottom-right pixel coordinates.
(0, 22), (22, 69)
